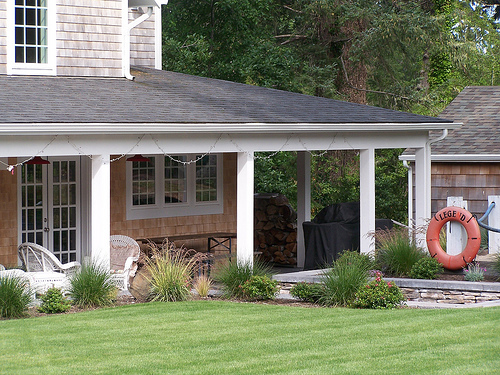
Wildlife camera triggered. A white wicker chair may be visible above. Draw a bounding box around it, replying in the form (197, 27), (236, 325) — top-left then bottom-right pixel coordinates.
(110, 235), (141, 291)
(18, 242), (81, 276)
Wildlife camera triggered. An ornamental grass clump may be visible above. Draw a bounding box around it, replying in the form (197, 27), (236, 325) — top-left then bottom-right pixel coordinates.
(352, 271), (406, 309)
(212, 259), (272, 299)
(375, 228), (426, 277)
(69, 260), (117, 308)
(463, 262), (486, 282)
(319, 251), (373, 307)
(144, 242), (208, 302)
(0, 273), (32, 319)
(193, 274), (212, 298)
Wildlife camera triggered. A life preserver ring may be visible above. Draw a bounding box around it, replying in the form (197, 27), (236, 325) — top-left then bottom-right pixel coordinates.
(426, 206), (481, 270)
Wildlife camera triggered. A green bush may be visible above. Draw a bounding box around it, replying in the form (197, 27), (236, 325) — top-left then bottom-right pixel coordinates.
(375, 228), (426, 277)
(240, 275), (280, 301)
(38, 287), (71, 314)
(409, 257), (444, 279)
(212, 259), (272, 298)
(0, 273), (32, 319)
(289, 282), (324, 303)
(319, 251), (372, 307)
(69, 261), (117, 308)
(352, 271), (406, 309)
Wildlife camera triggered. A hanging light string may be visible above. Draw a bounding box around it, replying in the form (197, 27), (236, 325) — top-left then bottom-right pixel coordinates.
(152, 133), (223, 164)
(1, 135), (58, 173)
(297, 133), (339, 157)
(2, 132), (344, 172)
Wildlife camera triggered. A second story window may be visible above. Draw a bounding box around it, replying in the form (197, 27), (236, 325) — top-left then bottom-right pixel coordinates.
(15, 0), (48, 64)
(7, 0), (55, 75)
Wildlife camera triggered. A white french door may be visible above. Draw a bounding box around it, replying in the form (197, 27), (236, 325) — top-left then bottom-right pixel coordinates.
(19, 157), (81, 263)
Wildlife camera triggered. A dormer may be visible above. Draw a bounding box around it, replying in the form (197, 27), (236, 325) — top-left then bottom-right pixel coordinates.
(0, 0), (166, 77)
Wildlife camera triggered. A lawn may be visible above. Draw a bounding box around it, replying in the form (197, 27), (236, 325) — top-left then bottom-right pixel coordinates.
(1, 301), (499, 374)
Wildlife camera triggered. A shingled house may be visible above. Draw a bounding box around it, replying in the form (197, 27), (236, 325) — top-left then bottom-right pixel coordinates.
(0, 0), (458, 269)
(400, 86), (500, 221)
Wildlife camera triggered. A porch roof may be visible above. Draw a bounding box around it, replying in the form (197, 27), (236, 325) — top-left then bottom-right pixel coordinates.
(0, 67), (455, 135)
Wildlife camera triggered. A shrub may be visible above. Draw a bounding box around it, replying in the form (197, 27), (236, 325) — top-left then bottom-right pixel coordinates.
(375, 228), (426, 277)
(409, 256), (444, 279)
(0, 274), (32, 319)
(240, 275), (280, 301)
(319, 251), (372, 307)
(38, 287), (71, 314)
(193, 275), (212, 298)
(212, 259), (272, 298)
(493, 254), (500, 280)
(463, 262), (486, 282)
(352, 271), (406, 309)
(69, 260), (117, 308)
(289, 282), (324, 303)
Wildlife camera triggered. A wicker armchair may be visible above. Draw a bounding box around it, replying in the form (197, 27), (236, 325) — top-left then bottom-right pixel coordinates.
(110, 235), (140, 291)
(18, 242), (81, 276)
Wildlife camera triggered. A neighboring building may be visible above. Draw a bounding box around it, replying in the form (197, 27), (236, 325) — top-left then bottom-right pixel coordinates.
(0, 0), (457, 269)
(401, 86), (500, 219)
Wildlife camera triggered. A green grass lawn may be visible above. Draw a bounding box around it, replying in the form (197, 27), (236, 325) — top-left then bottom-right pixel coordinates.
(1, 301), (499, 374)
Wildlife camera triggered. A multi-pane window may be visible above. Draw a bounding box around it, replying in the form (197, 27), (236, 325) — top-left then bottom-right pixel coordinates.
(196, 155), (218, 202)
(14, 0), (48, 64)
(132, 158), (156, 206)
(127, 154), (223, 219)
(164, 156), (187, 203)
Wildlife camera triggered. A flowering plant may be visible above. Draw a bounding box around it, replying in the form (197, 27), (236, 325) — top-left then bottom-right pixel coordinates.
(463, 262), (486, 282)
(352, 271), (406, 309)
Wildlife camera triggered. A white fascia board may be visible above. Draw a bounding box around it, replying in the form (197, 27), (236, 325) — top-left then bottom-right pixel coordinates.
(0, 122), (460, 135)
(400, 154), (500, 162)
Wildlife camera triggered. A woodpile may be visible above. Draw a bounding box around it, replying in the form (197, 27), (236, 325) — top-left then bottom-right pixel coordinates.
(254, 193), (297, 266)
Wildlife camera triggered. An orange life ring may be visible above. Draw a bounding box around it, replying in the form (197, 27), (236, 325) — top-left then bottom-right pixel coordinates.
(426, 206), (481, 270)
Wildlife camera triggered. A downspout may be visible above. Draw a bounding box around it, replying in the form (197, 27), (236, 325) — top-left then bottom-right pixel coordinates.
(123, 6), (154, 80)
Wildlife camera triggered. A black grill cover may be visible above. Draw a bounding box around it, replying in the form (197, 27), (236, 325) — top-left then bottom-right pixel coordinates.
(302, 202), (392, 270)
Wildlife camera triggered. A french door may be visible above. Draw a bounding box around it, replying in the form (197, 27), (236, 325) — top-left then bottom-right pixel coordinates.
(19, 157), (81, 263)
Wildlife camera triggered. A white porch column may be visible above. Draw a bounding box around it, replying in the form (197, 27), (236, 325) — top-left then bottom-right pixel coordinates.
(237, 151), (254, 267)
(297, 151), (311, 268)
(359, 148), (375, 254)
(414, 144), (432, 247)
(488, 196), (500, 254)
(90, 155), (111, 268)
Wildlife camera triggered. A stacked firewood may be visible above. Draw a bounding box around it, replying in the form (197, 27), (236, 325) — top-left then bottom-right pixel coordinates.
(254, 194), (297, 266)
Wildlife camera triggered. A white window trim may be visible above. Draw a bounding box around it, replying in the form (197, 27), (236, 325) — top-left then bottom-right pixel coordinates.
(6, 0), (57, 76)
(126, 154), (224, 220)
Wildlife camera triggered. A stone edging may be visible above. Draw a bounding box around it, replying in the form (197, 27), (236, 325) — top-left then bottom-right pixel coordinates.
(387, 278), (500, 305)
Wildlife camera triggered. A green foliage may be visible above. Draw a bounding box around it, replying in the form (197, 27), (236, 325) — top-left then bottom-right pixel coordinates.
(0, 274), (32, 319)
(463, 262), (486, 282)
(145, 245), (204, 302)
(69, 261), (117, 308)
(375, 228), (426, 277)
(37, 288), (71, 314)
(409, 256), (444, 280)
(352, 271), (406, 309)
(240, 275), (280, 301)
(289, 282), (324, 303)
(319, 251), (373, 307)
(212, 259), (272, 298)
(493, 254), (500, 280)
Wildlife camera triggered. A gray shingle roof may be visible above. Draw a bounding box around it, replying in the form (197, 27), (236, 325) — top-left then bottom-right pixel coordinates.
(432, 86), (500, 155)
(402, 86), (500, 159)
(0, 67), (452, 125)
